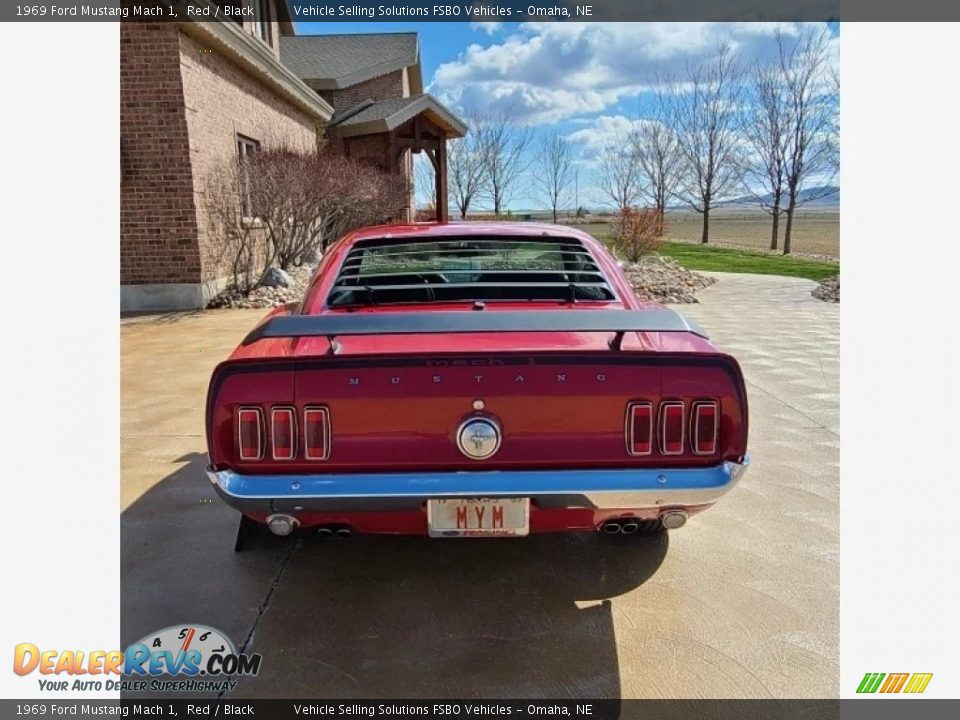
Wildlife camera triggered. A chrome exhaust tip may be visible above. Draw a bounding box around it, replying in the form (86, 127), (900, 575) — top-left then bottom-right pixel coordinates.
(620, 520), (640, 535)
(602, 520), (622, 535)
(660, 510), (688, 530)
(316, 526), (334, 538)
(335, 527), (353, 539)
(266, 514), (299, 537)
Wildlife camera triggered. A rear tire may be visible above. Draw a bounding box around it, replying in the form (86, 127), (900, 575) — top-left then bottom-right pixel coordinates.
(233, 513), (260, 552)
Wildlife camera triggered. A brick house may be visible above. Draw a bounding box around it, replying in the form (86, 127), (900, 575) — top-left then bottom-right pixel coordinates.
(121, 1), (465, 311)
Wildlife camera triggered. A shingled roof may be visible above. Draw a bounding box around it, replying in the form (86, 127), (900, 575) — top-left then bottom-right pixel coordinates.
(327, 94), (467, 139)
(279, 33), (422, 92)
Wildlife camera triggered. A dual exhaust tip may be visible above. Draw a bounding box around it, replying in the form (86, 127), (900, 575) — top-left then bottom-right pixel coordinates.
(603, 518), (642, 535)
(265, 514), (355, 538)
(601, 510), (688, 534)
(316, 525), (354, 539)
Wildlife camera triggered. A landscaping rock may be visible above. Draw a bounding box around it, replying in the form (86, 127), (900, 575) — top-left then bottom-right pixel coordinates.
(206, 265), (314, 310)
(261, 267), (294, 288)
(623, 255), (716, 304)
(812, 275), (840, 303)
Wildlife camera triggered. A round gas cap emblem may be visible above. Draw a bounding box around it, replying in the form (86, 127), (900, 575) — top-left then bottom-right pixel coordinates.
(457, 418), (501, 460)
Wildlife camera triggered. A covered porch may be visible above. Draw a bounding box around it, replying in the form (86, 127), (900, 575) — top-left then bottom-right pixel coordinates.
(326, 94), (467, 222)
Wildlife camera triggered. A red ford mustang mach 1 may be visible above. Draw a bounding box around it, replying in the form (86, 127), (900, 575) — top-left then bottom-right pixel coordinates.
(205, 222), (749, 545)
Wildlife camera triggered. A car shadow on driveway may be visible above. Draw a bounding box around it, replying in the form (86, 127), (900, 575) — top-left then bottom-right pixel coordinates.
(122, 454), (669, 699)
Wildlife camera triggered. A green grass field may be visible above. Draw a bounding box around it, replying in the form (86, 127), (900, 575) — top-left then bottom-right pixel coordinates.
(655, 242), (839, 281)
(568, 210), (839, 281)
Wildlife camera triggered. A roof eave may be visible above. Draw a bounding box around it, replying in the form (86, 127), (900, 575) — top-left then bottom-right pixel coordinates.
(302, 56), (416, 92)
(329, 95), (468, 139)
(182, 17), (333, 121)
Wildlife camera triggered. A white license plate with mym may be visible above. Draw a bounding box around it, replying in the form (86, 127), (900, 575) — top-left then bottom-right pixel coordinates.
(427, 497), (530, 538)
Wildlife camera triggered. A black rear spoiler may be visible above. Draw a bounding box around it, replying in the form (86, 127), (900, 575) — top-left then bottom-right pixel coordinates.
(242, 309), (708, 350)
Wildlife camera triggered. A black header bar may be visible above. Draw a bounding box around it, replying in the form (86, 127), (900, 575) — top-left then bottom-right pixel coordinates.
(7, 0), (934, 23)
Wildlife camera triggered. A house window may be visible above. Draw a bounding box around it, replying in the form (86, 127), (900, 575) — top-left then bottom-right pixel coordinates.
(253, 0), (273, 47)
(237, 135), (260, 160)
(237, 135), (261, 219)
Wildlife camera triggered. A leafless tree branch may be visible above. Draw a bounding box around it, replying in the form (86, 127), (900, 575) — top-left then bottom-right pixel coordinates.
(667, 44), (745, 244)
(533, 130), (575, 223)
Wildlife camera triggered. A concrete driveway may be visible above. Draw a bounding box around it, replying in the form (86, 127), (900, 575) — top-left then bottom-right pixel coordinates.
(120, 272), (838, 698)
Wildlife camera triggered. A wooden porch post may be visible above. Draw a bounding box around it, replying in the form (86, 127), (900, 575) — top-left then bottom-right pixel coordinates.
(435, 130), (449, 223)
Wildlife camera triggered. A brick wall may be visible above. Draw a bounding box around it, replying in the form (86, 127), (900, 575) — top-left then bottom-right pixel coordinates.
(318, 69), (407, 113)
(120, 22), (201, 286)
(178, 29), (318, 284)
(121, 21), (417, 305)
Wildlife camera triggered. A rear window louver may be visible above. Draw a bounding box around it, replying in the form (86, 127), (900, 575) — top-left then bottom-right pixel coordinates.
(327, 236), (616, 307)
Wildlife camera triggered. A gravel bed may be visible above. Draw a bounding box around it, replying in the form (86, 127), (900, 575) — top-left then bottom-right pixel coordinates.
(812, 275), (840, 303)
(206, 266), (314, 309)
(623, 255), (716, 304)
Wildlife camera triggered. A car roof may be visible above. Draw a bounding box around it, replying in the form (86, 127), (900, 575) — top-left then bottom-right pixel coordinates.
(338, 221), (606, 251)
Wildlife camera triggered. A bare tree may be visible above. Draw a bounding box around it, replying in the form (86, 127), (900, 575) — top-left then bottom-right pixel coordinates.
(309, 155), (408, 255)
(480, 106), (532, 215)
(414, 152), (437, 219)
(742, 59), (790, 250)
(778, 27), (837, 254)
(533, 130), (575, 223)
(669, 45), (745, 244)
(597, 139), (642, 211)
(633, 112), (682, 236)
(826, 65), (840, 176)
(609, 207), (663, 262)
(248, 149), (316, 269)
(204, 158), (271, 294)
(447, 112), (489, 219)
(203, 150), (407, 294)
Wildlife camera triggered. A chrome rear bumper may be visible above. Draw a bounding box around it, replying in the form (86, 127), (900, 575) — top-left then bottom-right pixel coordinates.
(206, 458), (749, 514)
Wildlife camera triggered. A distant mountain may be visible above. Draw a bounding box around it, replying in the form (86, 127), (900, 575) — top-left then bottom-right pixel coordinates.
(721, 185), (839, 208)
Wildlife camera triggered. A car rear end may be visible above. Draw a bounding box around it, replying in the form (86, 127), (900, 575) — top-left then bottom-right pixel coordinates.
(205, 227), (749, 539)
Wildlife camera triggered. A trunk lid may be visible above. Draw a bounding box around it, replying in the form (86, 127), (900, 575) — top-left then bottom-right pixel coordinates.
(207, 349), (747, 474)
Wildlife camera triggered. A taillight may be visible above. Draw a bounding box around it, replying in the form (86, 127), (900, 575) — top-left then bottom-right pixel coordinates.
(692, 401), (718, 455)
(304, 407), (331, 461)
(626, 402), (653, 455)
(659, 401), (685, 455)
(237, 407), (264, 461)
(271, 407), (296, 460)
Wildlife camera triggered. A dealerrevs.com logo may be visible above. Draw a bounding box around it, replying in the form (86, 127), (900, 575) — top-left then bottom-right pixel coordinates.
(857, 672), (933, 695)
(13, 624), (262, 693)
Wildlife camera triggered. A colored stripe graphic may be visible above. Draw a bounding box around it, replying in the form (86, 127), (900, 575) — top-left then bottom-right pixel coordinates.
(857, 672), (932, 694)
(857, 673), (885, 693)
(904, 673), (933, 694)
(880, 673), (909, 693)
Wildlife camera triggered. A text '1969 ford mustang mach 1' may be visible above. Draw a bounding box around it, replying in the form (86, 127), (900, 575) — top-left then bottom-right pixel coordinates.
(205, 222), (749, 546)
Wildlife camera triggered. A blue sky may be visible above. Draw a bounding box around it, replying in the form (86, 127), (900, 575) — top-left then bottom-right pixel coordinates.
(297, 22), (839, 211)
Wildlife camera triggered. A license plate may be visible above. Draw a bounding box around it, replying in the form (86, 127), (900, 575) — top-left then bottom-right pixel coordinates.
(427, 497), (529, 538)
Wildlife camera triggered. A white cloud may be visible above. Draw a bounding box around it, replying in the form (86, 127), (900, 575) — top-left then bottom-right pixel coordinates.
(430, 22), (838, 124)
(565, 115), (645, 162)
(469, 21), (502, 35)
